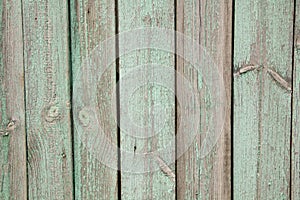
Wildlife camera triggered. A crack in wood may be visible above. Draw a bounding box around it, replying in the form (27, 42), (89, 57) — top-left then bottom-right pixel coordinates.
(267, 68), (291, 91)
(234, 64), (260, 76)
(234, 64), (291, 91)
(155, 156), (175, 182)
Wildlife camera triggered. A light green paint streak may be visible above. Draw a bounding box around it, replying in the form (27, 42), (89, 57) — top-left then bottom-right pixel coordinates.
(234, 0), (293, 199)
(119, 0), (175, 199)
(70, 0), (118, 199)
(293, 1), (300, 199)
(0, 0), (27, 199)
(22, 0), (73, 199)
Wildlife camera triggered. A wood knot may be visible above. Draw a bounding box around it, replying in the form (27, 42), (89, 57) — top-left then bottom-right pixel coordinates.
(0, 119), (17, 136)
(61, 152), (66, 158)
(0, 131), (9, 137)
(143, 14), (152, 25)
(6, 119), (17, 131)
(78, 108), (91, 127)
(43, 105), (62, 123)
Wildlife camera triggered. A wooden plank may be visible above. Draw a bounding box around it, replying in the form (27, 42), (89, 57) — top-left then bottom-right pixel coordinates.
(22, 1), (73, 199)
(234, 0), (293, 199)
(118, 0), (175, 199)
(293, 1), (300, 199)
(176, 0), (232, 199)
(70, 0), (118, 199)
(0, 0), (27, 199)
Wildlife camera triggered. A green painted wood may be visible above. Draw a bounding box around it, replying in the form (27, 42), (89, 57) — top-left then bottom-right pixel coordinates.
(118, 0), (175, 199)
(70, 0), (118, 199)
(293, 1), (300, 199)
(22, 0), (73, 199)
(234, 0), (293, 199)
(0, 0), (27, 199)
(176, 0), (232, 199)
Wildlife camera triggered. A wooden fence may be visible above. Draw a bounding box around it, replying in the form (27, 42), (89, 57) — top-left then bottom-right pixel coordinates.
(0, 0), (298, 199)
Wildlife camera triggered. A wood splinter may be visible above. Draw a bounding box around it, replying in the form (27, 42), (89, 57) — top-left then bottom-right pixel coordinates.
(234, 64), (259, 76)
(155, 156), (175, 182)
(267, 69), (291, 91)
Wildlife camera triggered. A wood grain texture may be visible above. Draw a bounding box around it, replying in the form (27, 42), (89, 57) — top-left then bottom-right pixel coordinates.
(0, 0), (27, 199)
(293, 1), (300, 199)
(234, 0), (293, 199)
(70, 0), (118, 199)
(176, 0), (232, 199)
(118, 0), (175, 199)
(22, 0), (73, 199)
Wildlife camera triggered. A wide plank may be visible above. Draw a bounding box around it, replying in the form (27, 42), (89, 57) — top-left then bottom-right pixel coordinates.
(118, 0), (176, 199)
(234, 0), (293, 199)
(0, 0), (27, 199)
(22, 0), (73, 199)
(70, 0), (118, 199)
(176, 0), (232, 199)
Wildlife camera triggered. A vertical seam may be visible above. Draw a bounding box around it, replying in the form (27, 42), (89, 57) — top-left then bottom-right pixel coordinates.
(67, 0), (76, 199)
(115, 0), (121, 199)
(231, 0), (235, 199)
(290, 0), (296, 199)
(20, 0), (28, 199)
(174, 0), (178, 200)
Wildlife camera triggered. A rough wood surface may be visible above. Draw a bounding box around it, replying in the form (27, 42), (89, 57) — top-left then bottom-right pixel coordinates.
(118, 0), (175, 199)
(234, 0), (293, 199)
(293, 1), (300, 199)
(176, 0), (232, 199)
(0, 0), (27, 199)
(70, 0), (118, 199)
(22, 0), (73, 199)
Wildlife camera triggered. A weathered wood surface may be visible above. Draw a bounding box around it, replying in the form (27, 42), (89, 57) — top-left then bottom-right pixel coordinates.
(0, 0), (27, 199)
(70, 0), (118, 199)
(118, 0), (175, 199)
(176, 0), (232, 199)
(293, 1), (300, 199)
(1, 0), (299, 199)
(234, 0), (293, 199)
(22, 0), (73, 199)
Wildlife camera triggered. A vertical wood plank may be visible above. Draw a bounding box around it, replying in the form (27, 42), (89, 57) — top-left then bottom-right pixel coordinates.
(70, 0), (118, 199)
(234, 0), (293, 199)
(293, 1), (300, 199)
(118, 0), (175, 199)
(0, 0), (27, 199)
(22, 0), (73, 199)
(176, 0), (232, 199)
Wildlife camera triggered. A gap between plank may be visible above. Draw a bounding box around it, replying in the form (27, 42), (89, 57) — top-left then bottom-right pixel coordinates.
(114, 0), (121, 199)
(290, 0), (296, 199)
(231, 0), (235, 199)
(66, 0), (76, 199)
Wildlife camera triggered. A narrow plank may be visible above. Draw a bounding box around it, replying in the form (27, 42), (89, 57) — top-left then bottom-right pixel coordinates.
(118, 0), (175, 199)
(0, 0), (27, 199)
(176, 0), (232, 199)
(234, 0), (293, 199)
(22, 1), (73, 199)
(293, 1), (300, 199)
(70, 0), (118, 199)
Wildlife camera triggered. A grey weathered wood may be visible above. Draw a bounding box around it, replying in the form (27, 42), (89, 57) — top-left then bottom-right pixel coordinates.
(234, 0), (293, 199)
(176, 0), (232, 199)
(22, 0), (73, 199)
(70, 0), (118, 199)
(0, 0), (27, 199)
